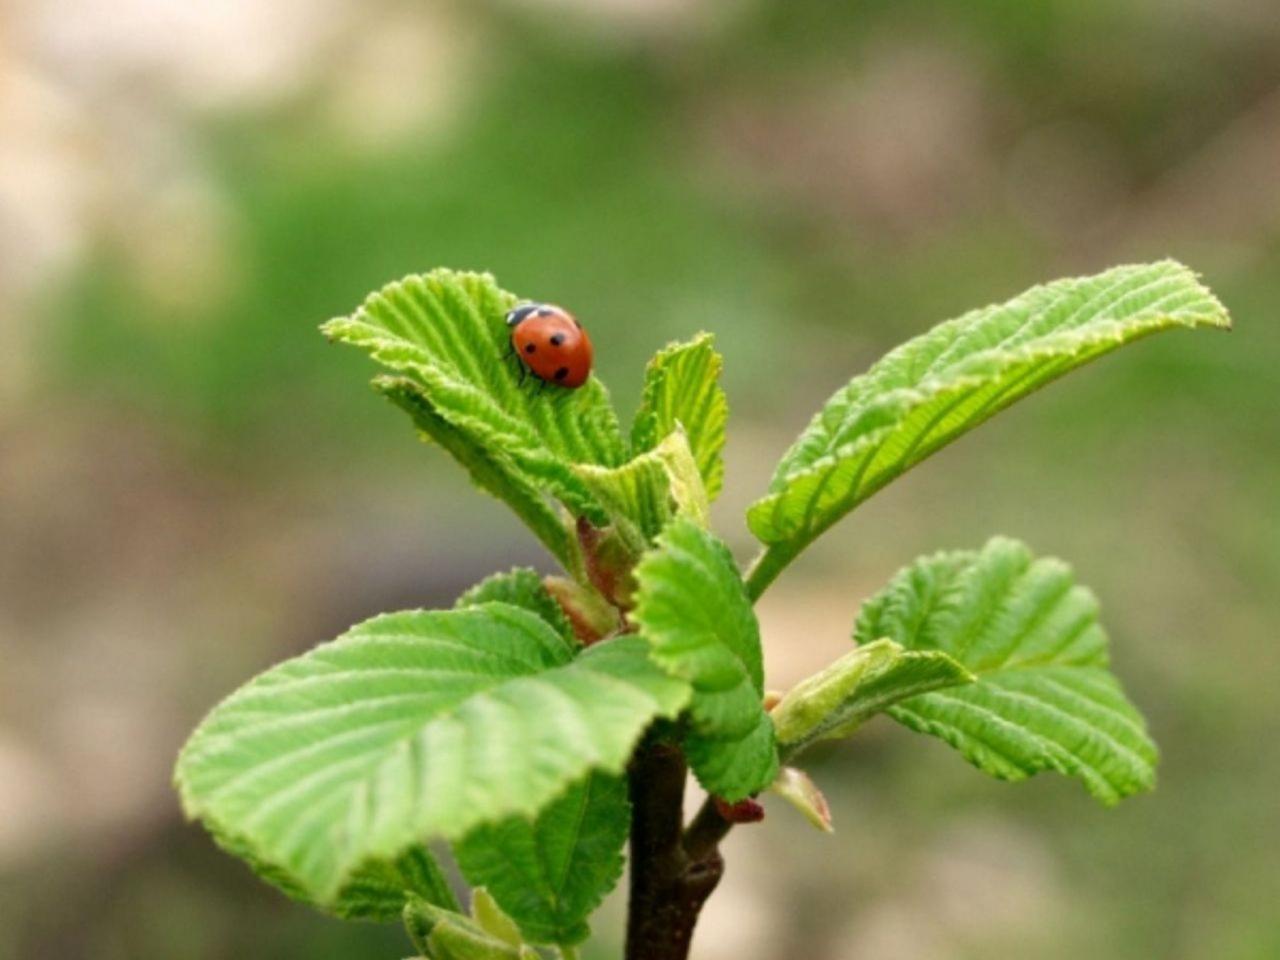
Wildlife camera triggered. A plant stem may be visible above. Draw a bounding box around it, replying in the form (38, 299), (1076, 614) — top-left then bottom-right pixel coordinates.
(743, 543), (792, 603)
(681, 797), (734, 863)
(625, 744), (728, 960)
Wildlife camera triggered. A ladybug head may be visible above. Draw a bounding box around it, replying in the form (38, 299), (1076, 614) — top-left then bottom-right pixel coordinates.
(505, 303), (542, 328)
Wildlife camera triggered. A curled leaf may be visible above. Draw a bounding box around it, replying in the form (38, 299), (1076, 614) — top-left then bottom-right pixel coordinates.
(770, 767), (833, 834)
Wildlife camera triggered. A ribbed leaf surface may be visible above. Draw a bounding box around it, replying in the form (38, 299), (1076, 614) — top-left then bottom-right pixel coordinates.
(632, 518), (778, 799)
(859, 537), (1158, 804)
(324, 269), (626, 530)
(455, 771), (629, 946)
(456, 567), (575, 646)
(574, 446), (674, 554)
(455, 571), (627, 943)
(175, 606), (688, 908)
(748, 261), (1230, 584)
(631, 334), (728, 500)
(330, 845), (460, 920)
(573, 429), (709, 554)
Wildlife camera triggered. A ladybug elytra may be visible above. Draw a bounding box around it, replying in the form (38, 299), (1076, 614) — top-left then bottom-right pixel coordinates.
(505, 302), (593, 389)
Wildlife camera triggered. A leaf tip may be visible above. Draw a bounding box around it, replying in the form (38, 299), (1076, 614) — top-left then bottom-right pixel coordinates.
(770, 767), (834, 833)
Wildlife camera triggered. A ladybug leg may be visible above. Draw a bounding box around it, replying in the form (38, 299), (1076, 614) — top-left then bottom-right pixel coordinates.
(517, 365), (528, 387)
(536, 379), (548, 396)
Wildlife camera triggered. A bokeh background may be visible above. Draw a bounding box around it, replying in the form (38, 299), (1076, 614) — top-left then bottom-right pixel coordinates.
(1, 1), (1277, 958)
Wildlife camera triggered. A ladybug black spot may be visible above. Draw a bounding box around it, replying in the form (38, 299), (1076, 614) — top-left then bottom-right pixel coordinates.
(506, 304), (538, 327)
(524, 343), (536, 354)
(549, 333), (565, 347)
(554, 366), (569, 381)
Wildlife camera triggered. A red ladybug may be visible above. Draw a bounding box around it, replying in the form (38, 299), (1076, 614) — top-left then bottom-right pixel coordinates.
(505, 302), (593, 389)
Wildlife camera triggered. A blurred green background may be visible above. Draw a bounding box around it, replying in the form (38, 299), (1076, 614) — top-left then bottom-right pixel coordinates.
(1, 1), (1276, 958)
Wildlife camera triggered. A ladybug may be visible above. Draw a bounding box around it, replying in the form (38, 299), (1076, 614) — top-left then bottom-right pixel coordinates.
(504, 302), (593, 389)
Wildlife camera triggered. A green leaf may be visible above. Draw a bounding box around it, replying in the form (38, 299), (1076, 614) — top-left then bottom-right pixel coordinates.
(746, 261), (1230, 596)
(860, 537), (1158, 804)
(430, 922), (520, 960)
(631, 334), (728, 501)
(470, 889), (523, 947)
(405, 895), (457, 957)
(332, 844), (460, 920)
(454, 771), (629, 946)
(769, 767), (833, 833)
(632, 518), (778, 800)
(457, 568), (575, 646)
(175, 606), (689, 910)
(206, 820), (459, 920)
(378, 377), (580, 575)
(324, 269), (627, 529)
(572, 447), (674, 556)
(405, 896), (524, 960)
(653, 429), (713, 529)
(572, 429), (710, 556)
(772, 639), (973, 756)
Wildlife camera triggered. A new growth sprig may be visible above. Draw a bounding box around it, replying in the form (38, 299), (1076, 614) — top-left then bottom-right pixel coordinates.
(175, 261), (1230, 960)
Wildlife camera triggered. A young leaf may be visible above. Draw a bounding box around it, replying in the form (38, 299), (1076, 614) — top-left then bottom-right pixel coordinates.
(653, 429), (713, 530)
(630, 334), (728, 500)
(324, 269), (626, 527)
(769, 767), (834, 833)
(405, 896), (525, 960)
(771, 639), (973, 755)
(404, 895), (458, 956)
(860, 537), (1158, 804)
(470, 888), (523, 947)
(456, 568), (575, 646)
(632, 518), (778, 800)
(746, 261), (1230, 596)
(430, 921), (521, 960)
(332, 844), (460, 920)
(175, 606), (689, 910)
(572, 429), (710, 556)
(454, 771), (629, 946)
(572, 446), (675, 556)
(379, 377), (580, 575)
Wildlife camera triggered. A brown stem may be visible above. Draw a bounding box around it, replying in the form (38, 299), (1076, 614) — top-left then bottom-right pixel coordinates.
(682, 797), (734, 863)
(625, 744), (729, 960)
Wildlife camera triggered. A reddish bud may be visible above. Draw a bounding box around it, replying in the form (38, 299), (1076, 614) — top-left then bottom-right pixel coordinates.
(713, 796), (766, 824)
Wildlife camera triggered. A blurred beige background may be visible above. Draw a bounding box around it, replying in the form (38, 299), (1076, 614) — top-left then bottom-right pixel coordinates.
(1, 1), (1277, 958)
